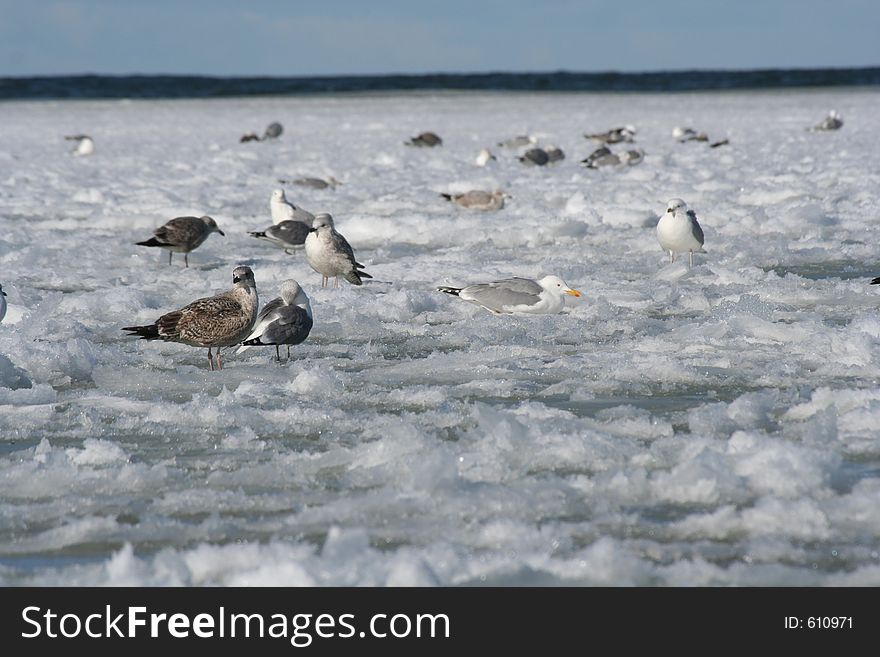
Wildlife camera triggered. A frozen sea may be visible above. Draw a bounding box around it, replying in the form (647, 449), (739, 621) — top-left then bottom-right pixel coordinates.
(1, 88), (880, 586)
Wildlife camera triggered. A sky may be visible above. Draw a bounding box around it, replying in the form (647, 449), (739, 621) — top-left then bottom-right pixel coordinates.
(1, 0), (878, 77)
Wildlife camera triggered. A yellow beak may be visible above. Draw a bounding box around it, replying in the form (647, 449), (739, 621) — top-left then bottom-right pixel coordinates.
(564, 288), (582, 298)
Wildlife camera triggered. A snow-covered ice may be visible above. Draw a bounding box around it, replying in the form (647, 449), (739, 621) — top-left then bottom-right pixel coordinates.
(1, 88), (880, 585)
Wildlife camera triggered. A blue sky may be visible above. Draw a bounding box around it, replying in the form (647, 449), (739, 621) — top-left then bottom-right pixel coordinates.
(2, 0), (878, 76)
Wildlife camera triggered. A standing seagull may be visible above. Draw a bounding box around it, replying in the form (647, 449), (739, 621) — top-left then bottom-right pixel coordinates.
(0, 284), (7, 323)
(65, 134), (94, 155)
(122, 266), (259, 371)
(237, 279), (313, 361)
(656, 198), (705, 267)
(437, 276), (581, 314)
(136, 215), (224, 267)
(304, 214), (372, 288)
(270, 189), (314, 225)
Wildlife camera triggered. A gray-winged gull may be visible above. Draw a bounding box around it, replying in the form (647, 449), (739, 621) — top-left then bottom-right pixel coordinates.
(497, 135), (536, 148)
(305, 213), (373, 288)
(237, 279), (313, 361)
(437, 276), (582, 314)
(812, 110), (843, 131)
(657, 198), (705, 267)
(122, 265), (259, 370)
(440, 189), (506, 211)
(65, 134), (94, 155)
(270, 189), (315, 225)
(672, 127), (709, 142)
(136, 215), (224, 267)
(520, 147), (550, 166)
(585, 125), (636, 144)
(545, 145), (565, 162)
(405, 131), (443, 147)
(475, 148), (497, 166)
(284, 176), (342, 190)
(248, 220), (311, 253)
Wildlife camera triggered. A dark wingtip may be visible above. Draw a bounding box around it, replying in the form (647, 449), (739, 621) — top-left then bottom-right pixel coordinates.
(871, 277), (880, 285)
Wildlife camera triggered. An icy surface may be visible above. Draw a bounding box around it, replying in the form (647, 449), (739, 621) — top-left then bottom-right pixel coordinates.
(1, 89), (880, 585)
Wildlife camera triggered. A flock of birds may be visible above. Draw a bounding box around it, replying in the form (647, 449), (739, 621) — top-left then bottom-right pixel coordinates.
(0, 110), (852, 371)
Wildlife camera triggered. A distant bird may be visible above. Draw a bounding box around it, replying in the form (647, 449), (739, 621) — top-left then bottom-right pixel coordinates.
(441, 189), (506, 211)
(672, 127), (709, 143)
(0, 284), (6, 323)
(136, 215), (224, 267)
(656, 198), (705, 267)
(519, 147), (550, 166)
(237, 279), (313, 361)
(497, 135), (537, 148)
(304, 213), (373, 288)
(871, 277), (880, 285)
(545, 145), (565, 162)
(709, 139), (730, 148)
(475, 148), (497, 166)
(580, 146), (620, 168)
(283, 176), (342, 190)
(405, 131), (443, 147)
(122, 266), (259, 371)
(437, 276), (582, 314)
(619, 148), (645, 165)
(270, 189), (314, 225)
(65, 134), (94, 155)
(585, 125), (636, 144)
(812, 110), (843, 131)
(262, 122), (284, 140)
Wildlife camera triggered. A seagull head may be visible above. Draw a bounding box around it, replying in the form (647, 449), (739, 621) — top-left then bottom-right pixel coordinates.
(201, 216), (225, 236)
(666, 198), (688, 215)
(280, 279), (311, 312)
(0, 284), (6, 297)
(232, 265), (256, 288)
(539, 275), (582, 299)
(310, 213), (334, 233)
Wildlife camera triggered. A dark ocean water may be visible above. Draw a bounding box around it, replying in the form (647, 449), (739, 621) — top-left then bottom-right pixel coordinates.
(1, 67), (879, 100)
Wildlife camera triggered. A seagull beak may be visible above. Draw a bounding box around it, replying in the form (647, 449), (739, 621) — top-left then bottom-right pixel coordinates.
(564, 288), (582, 298)
(0, 290), (6, 297)
(217, 229), (226, 236)
(309, 227), (317, 233)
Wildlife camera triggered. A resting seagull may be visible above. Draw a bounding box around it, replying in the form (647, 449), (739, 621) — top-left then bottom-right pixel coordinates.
(405, 131), (443, 147)
(237, 279), (313, 361)
(65, 134), (94, 155)
(122, 266), (259, 371)
(585, 125), (636, 144)
(812, 110), (843, 131)
(304, 213), (372, 288)
(440, 189), (506, 211)
(437, 276), (581, 314)
(270, 189), (314, 225)
(656, 198), (705, 267)
(136, 215), (224, 267)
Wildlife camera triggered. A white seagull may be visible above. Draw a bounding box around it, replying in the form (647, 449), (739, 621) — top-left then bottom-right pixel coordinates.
(270, 189), (314, 225)
(656, 198), (705, 267)
(65, 134), (94, 156)
(304, 213), (372, 288)
(437, 276), (582, 314)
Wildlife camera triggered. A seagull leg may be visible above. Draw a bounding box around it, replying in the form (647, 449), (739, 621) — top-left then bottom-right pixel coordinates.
(286, 346), (291, 361)
(689, 250), (694, 268)
(207, 347), (214, 371)
(274, 345), (280, 362)
(168, 251), (173, 266)
(184, 253), (189, 268)
(668, 251), (674, 264)
(216, 348), (223, 370)
(334, 277), (339, 288)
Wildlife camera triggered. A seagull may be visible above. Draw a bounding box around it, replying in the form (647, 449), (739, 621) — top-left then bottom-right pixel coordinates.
(237, 279), (313, 361)
(65, 134), (94, 155)
(136, 215), (224, 267)
(619, 149), (645, 165)
(283, 176), (342, 190)
(656, 198), (705, 267)
(437, 276), (582, 314)
(262, 122), (284, 140)
(270, 189), (314, 225)
(585, 125), (636, 144)
(672, 127), (709, 142)
(580, 146), (620, 168)
(405, 131), (443, 147)
(497, 135), (537, 148)
(304, 213), (373, 288)
(248, 220), (311, 253)
(812, 110), (843, 131)
(122, 266), (259, 371)
(475, 148), (497, 166)
(520, 147), (550, 166)
(545, 145), (565, 162)
(440, 189), (506, 211)
(0, 284), (7, 323)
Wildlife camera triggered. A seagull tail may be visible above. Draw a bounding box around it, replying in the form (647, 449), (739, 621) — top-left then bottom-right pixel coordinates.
(248, 231), (267, 239)
(871, 277), (880, 285)
(344, 270), (372, 285)
(440, 193), (453, 201)
(121, 324), (160, 340)
(136, 237), (165, 248)
(437, 286), (462, 297)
